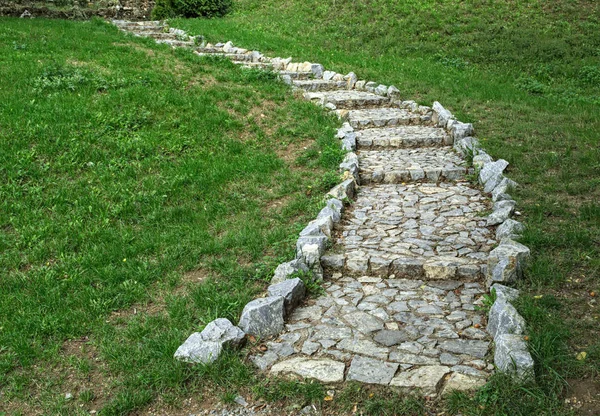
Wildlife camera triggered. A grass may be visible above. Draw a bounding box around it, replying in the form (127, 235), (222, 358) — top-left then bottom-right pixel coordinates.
(169, 0), (600, 414)
(0, 17), (343, 414)
(1, 0), (600, 414)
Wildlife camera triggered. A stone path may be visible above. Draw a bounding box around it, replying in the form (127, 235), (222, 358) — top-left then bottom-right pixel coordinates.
(113, 20), (496, 397)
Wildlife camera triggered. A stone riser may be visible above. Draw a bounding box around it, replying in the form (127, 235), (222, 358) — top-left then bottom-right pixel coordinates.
(330, 101), (392, 110)
(322, 256), (485, 281)
(144, 33), (185, 41)
(195, 52), (253, 61)
(115, 24), (163, 31)
(359, 168), (472, 184)
(349, 116), (429, 130)
(356, 137), (449, 149)
(279, 71), (313, 80)
(293, 81), (349, 91)
(156, 39), (195, 47)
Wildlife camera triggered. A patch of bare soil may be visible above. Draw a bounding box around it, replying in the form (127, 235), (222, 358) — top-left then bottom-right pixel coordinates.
(565, 378), (600, 415)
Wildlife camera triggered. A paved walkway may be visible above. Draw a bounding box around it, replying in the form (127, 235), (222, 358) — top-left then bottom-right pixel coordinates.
(114, 20), (494, 397)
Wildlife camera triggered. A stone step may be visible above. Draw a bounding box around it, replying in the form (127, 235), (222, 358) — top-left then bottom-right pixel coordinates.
(280, 71), (313, 80)
(195, 52), (254, 61)
(358, 148), (472, 184)
(233, 62), (275, 70)
(304, 90), (390, 109)
(340, 108), (428, 129)
(143, 32), (187, 41)
(322, 182), (496, 279)
(156, 39), (195, 48)
(292, 79), (348, 92)
(112, 20), (163, 30)
(356, 126), (451, 149)
(252, 272), (492, 390)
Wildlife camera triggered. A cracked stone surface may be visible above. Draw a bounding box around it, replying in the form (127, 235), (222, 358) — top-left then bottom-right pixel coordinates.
(333, 183), (496, 278)
(249, 273), (492, 393)
(293, 79), (348, 91)
(358, 147), (471, 183)
(340, 108), (424, 129)
(356, 126), (449, 148)
(304, 90), (390, 108)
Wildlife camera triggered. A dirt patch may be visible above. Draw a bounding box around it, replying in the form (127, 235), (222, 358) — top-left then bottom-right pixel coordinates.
(275, 137), (314, 164)
(565, 378), (600, 415)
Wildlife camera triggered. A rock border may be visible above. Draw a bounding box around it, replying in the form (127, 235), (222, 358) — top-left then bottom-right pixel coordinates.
(116, 22), (536, 380)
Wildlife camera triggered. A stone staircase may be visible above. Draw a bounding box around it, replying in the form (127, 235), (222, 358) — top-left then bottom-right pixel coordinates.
(254, 84), (494, 395)
(114, 20), (501, 397)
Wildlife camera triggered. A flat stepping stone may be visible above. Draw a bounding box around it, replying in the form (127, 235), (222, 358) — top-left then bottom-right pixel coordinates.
(358, 147), (471, 184)
(390, 365), (451, 396)
(292, 79), (348, 91)
(156, 39), (195, 48)
(332, 183), (496, 278)
(356, 126), (451, 148)
(340, 108), (424, 129)
(347, 356), (399, 385)
(304, 90), (389, 109)
(113, 21), (163, 31)
(145, 33), (184, 40)
(270, 357), (345, 383)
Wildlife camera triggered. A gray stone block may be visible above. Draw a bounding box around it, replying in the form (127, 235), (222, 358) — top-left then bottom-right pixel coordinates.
(473, 152), (493, 169)
(432, 101), (454, 128)
(491, 283), (520, 303)
(451, 121), (474, 140)
(494, 333), (534, 378)
(387, 85), (401, 99)
(488, 300), (526, 338)
(492, 177), (518, 201)
(496, 219), (525, 240)
(341, 132), (357, 151)
(296, 234), (328, 256)
(375, 84), (388, 96)
(344, 72), (357, 89)
(486, 239), (530, 287)
(327, 178), (356, 200)
(238, 296), (285, 338)
(479, 159), (509, 193)
(267, 278), (306, 317)
(453, 136), (480, 155)
(310, 63), (324, 79)
(300, 215), (334, 238)
(271, 259), (309, 284)
(174, 318), (245, 364)
(487, 200), (516, 226)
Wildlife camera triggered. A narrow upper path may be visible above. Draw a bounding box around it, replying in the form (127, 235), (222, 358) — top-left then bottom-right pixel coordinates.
(113, 20), (495, 398)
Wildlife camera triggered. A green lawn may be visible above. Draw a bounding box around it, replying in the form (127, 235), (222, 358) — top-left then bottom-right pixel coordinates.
(0, 17), (342, 415)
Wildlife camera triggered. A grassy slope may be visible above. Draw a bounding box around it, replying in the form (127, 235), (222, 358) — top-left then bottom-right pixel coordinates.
(171, 0), (600, 414)
(0, 18), (343, 415)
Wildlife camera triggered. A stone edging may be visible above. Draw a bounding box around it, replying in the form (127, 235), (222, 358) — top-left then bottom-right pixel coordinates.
(120, 22), (536, 381)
